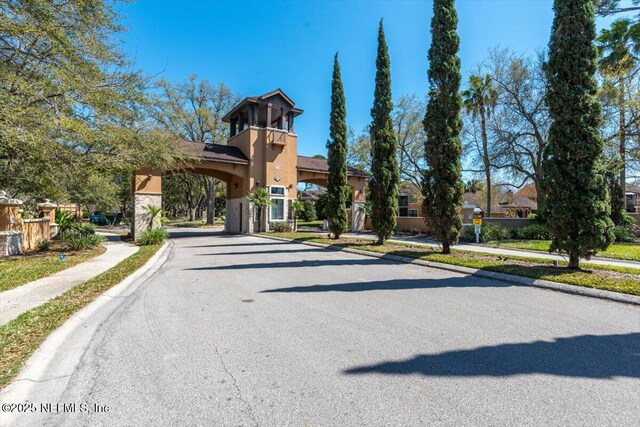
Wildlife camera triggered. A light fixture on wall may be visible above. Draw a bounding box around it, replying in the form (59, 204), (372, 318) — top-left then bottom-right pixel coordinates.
(233, 183), (238, 189)
(288, 184), (293, 189)
(147, 174), (152, 180)
(256, 181), (261, 187)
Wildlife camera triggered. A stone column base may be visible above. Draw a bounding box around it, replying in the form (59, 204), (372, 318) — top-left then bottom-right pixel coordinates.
(132, 193), (162, 241)
(225, 197), (252, 234)
(352, 202), (365, 232)
(0, 231), (23, 256)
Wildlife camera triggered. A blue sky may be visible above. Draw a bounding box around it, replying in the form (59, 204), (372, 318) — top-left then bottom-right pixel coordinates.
(118, 0), (620, 157)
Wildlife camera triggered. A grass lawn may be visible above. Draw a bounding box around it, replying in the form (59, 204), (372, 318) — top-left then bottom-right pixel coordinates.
(263, 232), (640, 297)
(485, 240), (640, 262)
(0, 243), (163, 388)
(297, 220), (324, 228)
(0, 246), (106, 292)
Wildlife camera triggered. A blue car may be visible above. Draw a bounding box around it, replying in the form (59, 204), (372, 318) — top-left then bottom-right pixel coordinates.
(89, 211), (108, 225)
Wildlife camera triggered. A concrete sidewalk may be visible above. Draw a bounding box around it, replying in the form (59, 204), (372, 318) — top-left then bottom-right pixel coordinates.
(0, 234), (139, 325)
(342, 233), (640, 270)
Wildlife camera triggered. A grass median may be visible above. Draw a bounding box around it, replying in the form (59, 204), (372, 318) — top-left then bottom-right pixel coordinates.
(0, 243), (163, 388)
(484, 240), (640, 262)
(262, 232), (640, 297)
(0, 246), (106, 292)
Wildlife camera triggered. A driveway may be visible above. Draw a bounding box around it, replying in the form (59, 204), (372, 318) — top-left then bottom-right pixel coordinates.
(5, 230), (639, 426)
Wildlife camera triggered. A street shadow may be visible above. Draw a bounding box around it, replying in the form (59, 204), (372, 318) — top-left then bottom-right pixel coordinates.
(343, 333), (640, 379)
(184, 257), (399, 271)
(183, 242), (291, 249)
(167, 230), (227, 239)
(261, 277), (510, 293)
(194, 248), (327, 256)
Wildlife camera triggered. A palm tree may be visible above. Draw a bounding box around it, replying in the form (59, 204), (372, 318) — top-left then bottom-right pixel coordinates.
(291, 199), (305, 231)
(246, 188), (274, 233)
(462, 74), (498, 217)
(55, 210), (77, 242)
(143, 205), (163, 229)
(597, 18), (640, 205)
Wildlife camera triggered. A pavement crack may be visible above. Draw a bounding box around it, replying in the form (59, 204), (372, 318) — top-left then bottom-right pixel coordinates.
(211, 340), (258, 426)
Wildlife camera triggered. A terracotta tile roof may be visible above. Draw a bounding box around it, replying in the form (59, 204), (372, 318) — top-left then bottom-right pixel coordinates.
(296, 156), (369, 177)
(516, 184), (537, 200)
(501, 194), (537, 210)
(299, 189), (327, 201)
(183, 141), (249, 164)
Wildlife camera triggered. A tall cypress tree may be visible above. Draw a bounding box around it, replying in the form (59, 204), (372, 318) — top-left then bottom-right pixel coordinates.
(422, 0), (464, 254)
(369, 19), (399, 245)
(543, 0), (614, 269)
(326, 53), (349, 239)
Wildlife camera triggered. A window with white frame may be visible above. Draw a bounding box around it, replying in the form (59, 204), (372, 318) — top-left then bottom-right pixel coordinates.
(269, 186), (286, 221)
(408, 209), (418, 217)
(271, 199), (285, 220)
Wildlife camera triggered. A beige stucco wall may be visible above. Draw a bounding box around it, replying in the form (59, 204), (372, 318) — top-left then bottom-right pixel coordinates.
(0, 204), (22, 232)
(133, 168), (163, 195)
(228, 127), (299, 194)
(22, 218), (50, 251)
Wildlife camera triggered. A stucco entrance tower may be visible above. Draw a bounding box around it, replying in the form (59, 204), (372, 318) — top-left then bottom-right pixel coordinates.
(222, 89), (303, 234)
(132, 89), (367, 240)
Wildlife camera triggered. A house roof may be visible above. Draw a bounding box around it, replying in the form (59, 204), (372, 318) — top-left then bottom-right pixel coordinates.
(296, 156), (369, 178)
(516, 184), (537, 200)
(299, 189), (326, 201)
(499, 193), (537, 210)
(183, 141), (249, 165)
(463, 191), (537, 213)
(626, 185), (640, 194)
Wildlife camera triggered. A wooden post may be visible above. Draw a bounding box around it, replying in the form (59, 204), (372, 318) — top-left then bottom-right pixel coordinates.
(230, 118), (237, 136)
(287, 112), (294, 132)
(266, 103), (272, 128)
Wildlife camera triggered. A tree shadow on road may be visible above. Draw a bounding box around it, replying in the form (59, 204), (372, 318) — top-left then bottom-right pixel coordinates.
(260, 277), (510, 293)
(184, 257), (404, 271)
(183, 241), (291, 249)
(167, 230), (227, 239)
(343, 333), (640, 379)
(193, 248), (328, 256)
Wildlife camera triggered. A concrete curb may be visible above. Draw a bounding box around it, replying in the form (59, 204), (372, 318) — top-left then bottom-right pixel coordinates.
(0, 241), (174, 425)
(257, 235), (640, 307)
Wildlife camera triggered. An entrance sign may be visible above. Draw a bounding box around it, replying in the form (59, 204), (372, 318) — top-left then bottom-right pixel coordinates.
(472, 207), (484, 244)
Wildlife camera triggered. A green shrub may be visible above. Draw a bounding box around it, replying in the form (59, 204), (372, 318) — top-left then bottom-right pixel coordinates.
(612, 212), (636, 242)
(461, 223), (509, 243)
(36, 239), (51, 252)
(74, 222), (96, 235)
(139, 228), (168, 245)
(65, 233), (105, 251)
(613, 225), (635, 243)
(300, 200), (317, 222)
(55, 210), (78, 240)
(271, 222), (293, 232)
(510, 223), (550, 240)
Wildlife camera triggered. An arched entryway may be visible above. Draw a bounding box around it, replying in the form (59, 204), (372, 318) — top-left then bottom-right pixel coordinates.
(132, 89), (368, 241)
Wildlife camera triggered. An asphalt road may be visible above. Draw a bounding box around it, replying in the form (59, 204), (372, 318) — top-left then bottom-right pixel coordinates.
(5, 230), (640, 426)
